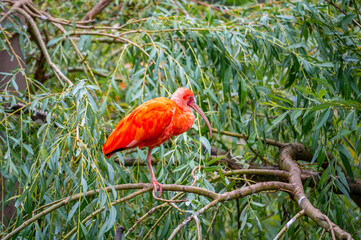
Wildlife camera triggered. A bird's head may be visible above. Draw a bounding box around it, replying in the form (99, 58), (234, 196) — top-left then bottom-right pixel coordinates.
(171, 87), (212, 138)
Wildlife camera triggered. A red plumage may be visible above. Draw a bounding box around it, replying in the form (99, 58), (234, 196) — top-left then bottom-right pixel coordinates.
(103, 87), (212, 197)
(103, 97), (193, 157)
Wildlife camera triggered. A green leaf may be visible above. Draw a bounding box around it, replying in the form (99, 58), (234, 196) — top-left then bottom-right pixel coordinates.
(285, 57), (299, 88)
(340, 14), (355, 28)
(315, 108), (331, 130)
(78, 35), (88, 51)
(238, 76), (247, 109)
(173, 164), (189, 172)
(67, 202), (79, 222)
(311, 145), (321, 164)
(223, 66), (232, 99)
(206, 155), (226, 166)
(316, 62), (334, 68)
(336, 144), (354, 181)
(100, 96), (108, 116)
(99, 206), (117, 237)
(86, 92), (98, 112)
(290, 109), (302, 124)
(335, 179), (350, 199)
(111, 76), (121, 96)
(81, 177), (88, 197)
(47, 33), (68, 47)
(106, 162), (115, 183)
(200, 136), (211, 154)
(309, 103), (331, 112)
(272, 112), (288, 126)
(148, 47), (157, 63)
(23, 143), (34, 155)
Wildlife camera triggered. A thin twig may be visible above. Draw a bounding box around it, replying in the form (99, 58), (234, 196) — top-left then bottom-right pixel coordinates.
(142, 205), (172, 240)
(0, 0), (29, 24)
(212, 128), (284, 147)
(23, 4), (100, 88)
(273, 209), (305, 240)
(194, 215), (202, 240)
(67, 67), (123, 81)
(204, 205), (219, 239)
(14, 8), (72, 85)
(323, 215), (336, 240)
(63, 187), (153, 240)
(124, 192), (184, 237)
(324, 0), (361, 30)
(168, 199), (219, 240)
(4, 103), (47, 122)
(68, 31), (149, 57)
(152, 191), (187, 203)
(168, 181), (293, 239)
(191, 166), (200, 185)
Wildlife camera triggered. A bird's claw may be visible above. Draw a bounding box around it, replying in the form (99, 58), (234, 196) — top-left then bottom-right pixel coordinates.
(151, 180), (163, 198)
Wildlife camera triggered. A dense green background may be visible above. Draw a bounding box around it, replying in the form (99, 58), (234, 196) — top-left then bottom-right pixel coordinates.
(1, 0), (360, 239)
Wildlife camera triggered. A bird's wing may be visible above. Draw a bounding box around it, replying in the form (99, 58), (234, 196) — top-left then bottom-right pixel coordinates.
(103, 97), (176, 156)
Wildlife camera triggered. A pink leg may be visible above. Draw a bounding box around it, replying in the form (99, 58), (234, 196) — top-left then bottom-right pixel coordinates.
(146, 148), (163, 197)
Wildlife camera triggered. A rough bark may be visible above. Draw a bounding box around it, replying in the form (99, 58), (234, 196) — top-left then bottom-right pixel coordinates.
(279, 144), (352, 240)
(82, 0), (114, 21)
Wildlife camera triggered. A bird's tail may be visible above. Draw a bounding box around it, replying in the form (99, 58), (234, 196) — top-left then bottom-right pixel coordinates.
(103, 147), (125, 158)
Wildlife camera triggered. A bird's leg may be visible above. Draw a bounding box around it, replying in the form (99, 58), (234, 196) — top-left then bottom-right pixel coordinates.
(146, 147), (163, 197)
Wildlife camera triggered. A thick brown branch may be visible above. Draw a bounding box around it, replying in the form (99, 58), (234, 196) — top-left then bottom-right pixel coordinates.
(113, 148), (361, 198)
(211, 167), (361, 199)
(168, 181), (293, 239)
(4, 180), (292, 240)
(219, 181), (293, 201)
(189, 0), (225, 13)
(82, 0), (114, 21)
(209, 168), (311, 183)
(279, 144), (352, 240)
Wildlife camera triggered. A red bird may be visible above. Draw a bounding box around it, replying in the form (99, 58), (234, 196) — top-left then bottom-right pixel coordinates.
(103, 87), (212, 197)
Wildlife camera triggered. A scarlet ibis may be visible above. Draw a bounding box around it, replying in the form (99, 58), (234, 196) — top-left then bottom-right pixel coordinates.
(103, 87), (212, 197)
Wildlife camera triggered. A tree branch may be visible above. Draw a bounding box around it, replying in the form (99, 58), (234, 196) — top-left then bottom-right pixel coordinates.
(212, 128), (285, 147)
(324, 0), (361, 30)
(3, 181), (292, 240)
(124, 192), (184, 238)
(22, 4), (100, 88)
(63, 187), (153, 240)
(273, 209), (305, 240)
(279, 144), (352, 240)
(14, 8), (72, 86)
(82, 0), (114, 21)
(4, 102), (47, 122)
(168, 181), (293, 239)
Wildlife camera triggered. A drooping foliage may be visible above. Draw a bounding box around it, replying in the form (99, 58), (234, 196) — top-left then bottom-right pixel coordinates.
(1, 0), (360, 239)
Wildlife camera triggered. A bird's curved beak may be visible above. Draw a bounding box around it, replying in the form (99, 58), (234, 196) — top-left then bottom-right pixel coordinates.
(188, 101), (213, 138)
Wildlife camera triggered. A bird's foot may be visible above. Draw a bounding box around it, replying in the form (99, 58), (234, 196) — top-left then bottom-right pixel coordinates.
(151, 180), (163, 198)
